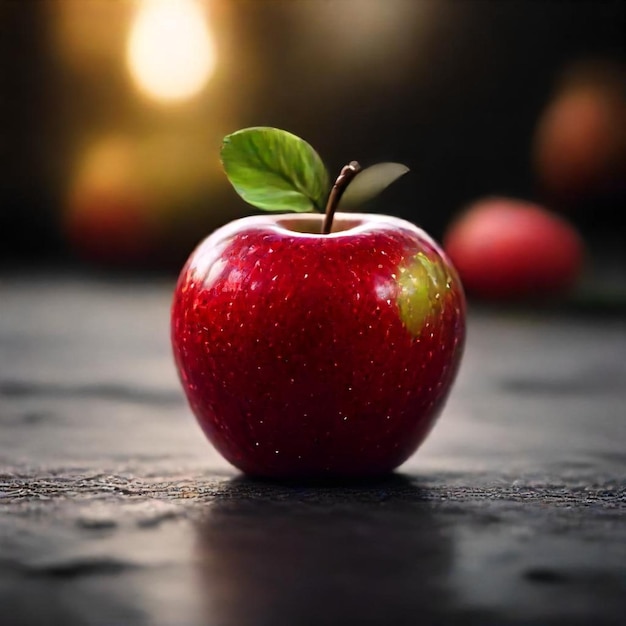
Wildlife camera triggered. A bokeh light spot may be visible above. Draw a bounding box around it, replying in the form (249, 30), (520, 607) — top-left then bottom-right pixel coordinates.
(127, 0), (216, 103)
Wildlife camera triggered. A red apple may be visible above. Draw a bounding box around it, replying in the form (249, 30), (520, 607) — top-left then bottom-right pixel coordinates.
(443, 197), (585, 301)
(171, 212), (466, 478)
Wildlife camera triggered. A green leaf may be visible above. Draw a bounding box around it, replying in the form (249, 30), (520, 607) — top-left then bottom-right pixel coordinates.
(220, 127), (330, 213)
(339, 162), (409, 209)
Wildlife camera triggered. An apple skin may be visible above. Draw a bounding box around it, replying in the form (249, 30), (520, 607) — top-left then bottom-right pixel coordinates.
(443, 197), (585, 301)
(171, 213), (466, 478)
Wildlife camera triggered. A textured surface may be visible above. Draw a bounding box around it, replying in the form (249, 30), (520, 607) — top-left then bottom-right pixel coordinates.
(1, 273), (625, 626)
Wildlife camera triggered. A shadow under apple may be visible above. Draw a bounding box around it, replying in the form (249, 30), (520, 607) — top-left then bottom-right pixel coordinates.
(191, 473), (457, 626)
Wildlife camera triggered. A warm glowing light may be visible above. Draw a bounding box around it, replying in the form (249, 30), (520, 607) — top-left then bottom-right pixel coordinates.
(127, 0), (216, 103)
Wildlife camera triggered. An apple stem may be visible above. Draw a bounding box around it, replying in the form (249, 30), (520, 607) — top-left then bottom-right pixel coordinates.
(322, 161), (362, 234)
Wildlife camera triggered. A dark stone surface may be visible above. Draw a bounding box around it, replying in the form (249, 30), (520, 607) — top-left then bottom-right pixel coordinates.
(1, 274), (625, 625)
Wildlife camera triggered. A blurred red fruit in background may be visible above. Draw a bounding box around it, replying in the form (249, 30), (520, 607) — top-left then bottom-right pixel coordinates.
(61, 134), (229, 270)
(65, 187), (158, 268)
(533, 61), (626, 208)
(63, 137), (159, 267)
(443, 197), (585, 301)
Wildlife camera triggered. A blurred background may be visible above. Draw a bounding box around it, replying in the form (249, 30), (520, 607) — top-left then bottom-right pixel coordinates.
(1, 0), (625, 298)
